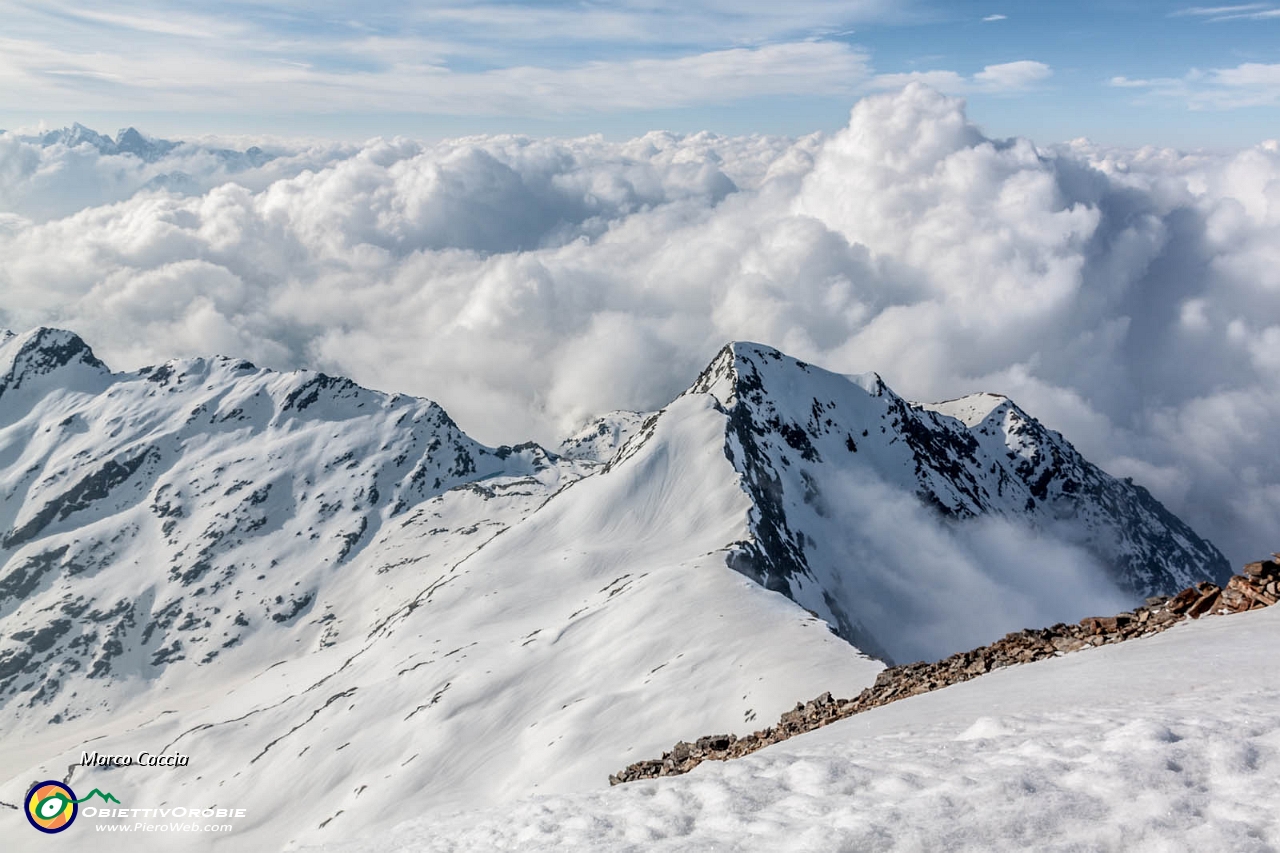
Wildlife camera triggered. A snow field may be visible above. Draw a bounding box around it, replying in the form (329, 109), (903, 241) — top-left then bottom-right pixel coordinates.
(322, 605), (1280, 853)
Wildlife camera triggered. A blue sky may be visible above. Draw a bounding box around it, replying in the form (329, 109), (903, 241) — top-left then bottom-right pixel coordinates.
(1, 0), (1277, 146)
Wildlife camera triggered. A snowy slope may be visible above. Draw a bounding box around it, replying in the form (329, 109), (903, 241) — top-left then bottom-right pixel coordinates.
(322, 603), (1280, 853)
(0, 330), (878, 852)
(0, 326), (577, 726)
(688, 342), (1229, 662)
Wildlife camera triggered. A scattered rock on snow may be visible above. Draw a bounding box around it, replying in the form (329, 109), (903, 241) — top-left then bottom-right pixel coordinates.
(609, 553), (1280, 785)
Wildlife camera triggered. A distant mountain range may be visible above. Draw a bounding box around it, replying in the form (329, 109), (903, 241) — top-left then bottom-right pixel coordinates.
(0, 327), (1227, 851)
(3, 122), (273, 169)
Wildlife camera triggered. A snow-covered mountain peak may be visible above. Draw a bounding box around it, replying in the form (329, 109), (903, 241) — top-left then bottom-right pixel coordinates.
(672, 340), (1229, 663)
(0, 329), (591, 726)
(0, 326), (107, 380)
(688, 341), (890, 413)
(0, 327), (111, 414)
(29, 123), (180, 162)
(557, 410), (650, 463)
(1, 330), (879, 850)
(9, 122), (274, 177)
(685, 341), (744, 404)
(924, 391), (1012, 427)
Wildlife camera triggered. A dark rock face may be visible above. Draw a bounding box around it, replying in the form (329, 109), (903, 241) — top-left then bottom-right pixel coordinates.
(610, 554), (1280, 786)
(962, 396), (1233, 592)
(3, 447), (162, 550)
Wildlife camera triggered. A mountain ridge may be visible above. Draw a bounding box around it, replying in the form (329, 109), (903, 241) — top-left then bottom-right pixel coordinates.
(673, 340), (1228, 662)
(5, 123), (274, 171)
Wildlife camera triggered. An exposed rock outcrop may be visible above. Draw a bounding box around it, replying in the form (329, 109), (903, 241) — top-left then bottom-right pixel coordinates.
(610, 554), (1280, 786)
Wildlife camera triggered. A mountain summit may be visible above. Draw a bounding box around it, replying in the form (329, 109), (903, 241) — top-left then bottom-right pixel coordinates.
(682, 342), (1227, 661)
(11, 123), (273, 171)
(27, 123), (180, 162)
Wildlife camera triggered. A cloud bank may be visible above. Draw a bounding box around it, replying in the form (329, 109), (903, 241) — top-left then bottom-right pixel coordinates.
(821, 469), (1130, 663)
(1112, 62), (1280, 109)
(0, 84), (1277, 567)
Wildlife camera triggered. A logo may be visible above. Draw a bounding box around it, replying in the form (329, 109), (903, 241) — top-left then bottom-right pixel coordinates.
(24, 782), (119, 834)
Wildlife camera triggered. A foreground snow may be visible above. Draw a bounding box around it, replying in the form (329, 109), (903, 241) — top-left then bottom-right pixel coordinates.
(321, 604), (1280, 853)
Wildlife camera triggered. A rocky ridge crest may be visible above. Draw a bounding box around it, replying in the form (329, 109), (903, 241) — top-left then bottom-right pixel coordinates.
(610, 553), (1280, 785)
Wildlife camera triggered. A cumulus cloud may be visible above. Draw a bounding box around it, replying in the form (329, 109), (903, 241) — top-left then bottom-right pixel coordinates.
(0, 132), (360, 223)
(0, 84), (1278, 570)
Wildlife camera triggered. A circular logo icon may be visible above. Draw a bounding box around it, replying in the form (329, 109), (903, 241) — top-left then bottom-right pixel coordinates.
(25, 781), (78, 834)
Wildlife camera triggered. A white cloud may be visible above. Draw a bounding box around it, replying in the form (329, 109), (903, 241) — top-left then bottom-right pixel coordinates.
(871, 60), (1051, 94)
(1171, 3), (1280, 20)
(0, 131), (360, 223)
(1, 84), (1278, 571)
(0, 0), (908, 116)
(982, 14), (1008, 21)
(974, 59), (1053, 89)
(1111, 62), (1280, 108)
(0, 36), (870, 115)
(406, 0), (908, 43)
(1173, 3), (1269, 14)
(819, 468), (1128, 663)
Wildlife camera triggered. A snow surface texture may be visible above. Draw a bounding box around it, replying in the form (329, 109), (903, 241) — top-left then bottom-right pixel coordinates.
(1, 86), (1277, 570)
(320, 604), (1280, 853)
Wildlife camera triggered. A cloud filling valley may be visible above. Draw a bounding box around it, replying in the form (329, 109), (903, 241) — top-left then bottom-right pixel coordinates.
(1, 84), (1277, 567)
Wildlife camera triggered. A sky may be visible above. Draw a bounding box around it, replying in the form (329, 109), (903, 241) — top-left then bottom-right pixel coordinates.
(0, 0), (1278, 147)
